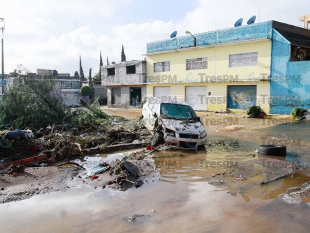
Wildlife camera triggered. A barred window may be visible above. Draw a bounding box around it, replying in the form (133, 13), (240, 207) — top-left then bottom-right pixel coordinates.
(229, 52), (258, 67)
(186, 57), (208, 70)
(60, 81), (72, 88)
(154, 61), (170, 72)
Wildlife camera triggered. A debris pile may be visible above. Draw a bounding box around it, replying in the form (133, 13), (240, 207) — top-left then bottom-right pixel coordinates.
(290, 107), (310, 120)
(0, 118), (152, 167)
(78, 149), (155, 191)
(247, 106), (266, 118)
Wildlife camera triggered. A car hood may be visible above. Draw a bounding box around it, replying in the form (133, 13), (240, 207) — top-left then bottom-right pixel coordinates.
(160, 118), (205, 135)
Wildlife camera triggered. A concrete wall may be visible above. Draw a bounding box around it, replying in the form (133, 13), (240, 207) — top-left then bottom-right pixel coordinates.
(102, 60), (146, 85)
(147, 21), (272, 53)
(93, 83), (107, 105)
(270, 29), (310, 114)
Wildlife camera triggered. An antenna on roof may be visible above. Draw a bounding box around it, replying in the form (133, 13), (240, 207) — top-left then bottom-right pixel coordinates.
(247, 15), (256, 25)
(234, 18), (243, 27)
(170, 31), (177, 39)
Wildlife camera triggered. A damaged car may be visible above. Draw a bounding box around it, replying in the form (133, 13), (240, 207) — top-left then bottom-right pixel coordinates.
(141, 97), (207, 149)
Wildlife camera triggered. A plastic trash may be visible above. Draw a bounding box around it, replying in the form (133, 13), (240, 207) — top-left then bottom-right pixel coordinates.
(146, 145), (155, 150)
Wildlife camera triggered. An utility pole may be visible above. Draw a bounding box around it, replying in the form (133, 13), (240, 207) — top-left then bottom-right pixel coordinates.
(0, 18), (4, 96)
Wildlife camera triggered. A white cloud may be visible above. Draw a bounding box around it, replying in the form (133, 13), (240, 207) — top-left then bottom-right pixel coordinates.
(1, 0), (310, 75)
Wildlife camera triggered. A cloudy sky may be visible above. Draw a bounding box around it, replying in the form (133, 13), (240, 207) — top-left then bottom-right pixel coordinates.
(1, 0), (310, 76)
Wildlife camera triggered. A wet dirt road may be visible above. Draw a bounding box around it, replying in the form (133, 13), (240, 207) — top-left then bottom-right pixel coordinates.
(1, 111), (310, 233)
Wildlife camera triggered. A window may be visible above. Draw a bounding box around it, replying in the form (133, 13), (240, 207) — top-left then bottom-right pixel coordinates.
(229, 52), (258, 67)
(186, 57), (208, 70)
(60, 80), (72, 88)
(107, 67), (115, 76)
(126, 65), (136, 74)
(154, 61), (170, 72)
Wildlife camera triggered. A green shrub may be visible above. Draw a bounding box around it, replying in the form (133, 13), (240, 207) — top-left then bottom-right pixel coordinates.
(80, 85), (92, 96)
(247, 106), (264, 117)
(290, 107), (306, 120)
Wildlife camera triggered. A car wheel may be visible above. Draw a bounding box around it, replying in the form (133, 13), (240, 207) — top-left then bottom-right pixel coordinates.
(151, 130), (164, 147)
(258, 145), (286, 156)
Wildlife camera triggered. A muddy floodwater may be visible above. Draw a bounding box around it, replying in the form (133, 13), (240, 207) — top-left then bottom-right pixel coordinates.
(1, 111), (310, 233)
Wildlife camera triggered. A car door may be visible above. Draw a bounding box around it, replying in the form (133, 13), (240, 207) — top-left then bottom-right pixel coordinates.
(143, 98), (157, 130)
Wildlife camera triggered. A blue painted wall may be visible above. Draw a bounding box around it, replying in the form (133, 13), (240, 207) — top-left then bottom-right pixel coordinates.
(147, 21), (272, 54)
(270, 29), (310, 114)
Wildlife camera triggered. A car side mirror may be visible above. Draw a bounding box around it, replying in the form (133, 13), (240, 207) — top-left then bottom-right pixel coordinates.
(196, 116), (200, 121)
(153, 113), (158, 118)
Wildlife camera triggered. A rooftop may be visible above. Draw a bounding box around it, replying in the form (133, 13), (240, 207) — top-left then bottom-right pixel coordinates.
(146, 20), (310, 55)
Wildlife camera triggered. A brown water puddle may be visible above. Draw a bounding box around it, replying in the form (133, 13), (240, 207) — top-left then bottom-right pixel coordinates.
(1, 112), (310, 233)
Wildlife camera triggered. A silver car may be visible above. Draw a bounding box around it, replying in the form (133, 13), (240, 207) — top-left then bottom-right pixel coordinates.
(141, 97), (207, 149)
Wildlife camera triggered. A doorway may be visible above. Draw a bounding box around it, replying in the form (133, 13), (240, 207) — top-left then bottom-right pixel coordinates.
(130, 87), (141, 106)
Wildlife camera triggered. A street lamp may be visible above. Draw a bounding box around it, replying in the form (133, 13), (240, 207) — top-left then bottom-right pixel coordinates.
(0, 18), (4, 96)
(185, 30), (196, 47)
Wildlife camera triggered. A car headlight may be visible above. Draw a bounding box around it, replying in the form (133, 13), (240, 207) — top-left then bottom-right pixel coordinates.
(200, 130), (207, 138)
(165, 128), (176, 137)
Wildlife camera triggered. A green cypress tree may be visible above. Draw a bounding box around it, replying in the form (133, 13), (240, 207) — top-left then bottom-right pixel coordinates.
(121, 45), (126, 62)
(79, 56), (84, 81)
(98, 50), (103, 81)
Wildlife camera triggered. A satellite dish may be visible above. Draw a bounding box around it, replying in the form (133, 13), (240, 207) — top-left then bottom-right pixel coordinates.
(234, 18), (243, 27)
(170, 31), (177, 39)
(247, 15), (256, 25)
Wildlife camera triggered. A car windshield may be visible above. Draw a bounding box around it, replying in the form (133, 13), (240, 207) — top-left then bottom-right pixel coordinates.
(160, 103), (197, 119)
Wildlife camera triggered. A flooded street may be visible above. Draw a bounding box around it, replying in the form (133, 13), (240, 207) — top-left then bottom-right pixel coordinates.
(1, 111), (310, 233)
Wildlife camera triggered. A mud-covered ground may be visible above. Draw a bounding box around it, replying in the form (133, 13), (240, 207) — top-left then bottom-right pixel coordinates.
(0, 149), (155, 203)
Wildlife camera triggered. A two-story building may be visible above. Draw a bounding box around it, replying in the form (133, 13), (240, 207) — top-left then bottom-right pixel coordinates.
(57, 78), (81, 106)
(101, 60), (147, 107)
(145, 20), (310, 114)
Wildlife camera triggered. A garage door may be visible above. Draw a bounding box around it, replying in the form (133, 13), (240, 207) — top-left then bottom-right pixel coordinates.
(154, 86), (171, 101)
(186, 86), (207, 110)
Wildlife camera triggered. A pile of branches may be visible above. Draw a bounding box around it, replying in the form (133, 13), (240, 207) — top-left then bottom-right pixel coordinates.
(0, 117), (152, 164)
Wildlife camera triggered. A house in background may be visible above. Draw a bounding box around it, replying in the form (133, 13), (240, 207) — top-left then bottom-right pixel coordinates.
(145, 19), (310, 114)
(0, 74), (14, 99)
(92, 80), (107, 105)
(36, 69), (82, 106)
(101, 60), (147, 107)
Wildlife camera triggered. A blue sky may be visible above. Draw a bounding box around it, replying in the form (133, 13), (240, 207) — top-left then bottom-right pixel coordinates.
(1, 0), (310, 76)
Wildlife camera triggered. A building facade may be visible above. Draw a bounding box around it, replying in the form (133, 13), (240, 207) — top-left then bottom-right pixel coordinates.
(101, 60), (147, 107)
(56, 79), (81, 106)
(145, 21), (310, 114)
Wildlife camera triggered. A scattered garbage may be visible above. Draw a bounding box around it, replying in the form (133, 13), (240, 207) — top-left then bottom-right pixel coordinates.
(0, 164), (25, 175)
(290, 107), (310, 120)
(225, 125), (244, 131)
(4, 129), (25, 140)
(123, 214), (148, 222)
(258, 145), (286, 156)
(82, 165), (108, 179)
(0, 118), (152, 169)
(0, 154), (47, 168)
(146, 145), (155, 150)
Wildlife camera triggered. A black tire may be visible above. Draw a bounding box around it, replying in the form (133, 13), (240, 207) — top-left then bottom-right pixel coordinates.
(151, 130), (164, 146)
(258, 145), (286, 156)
